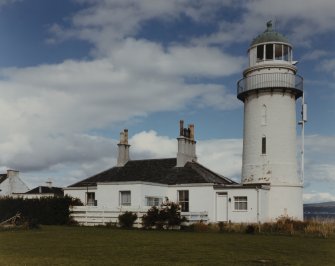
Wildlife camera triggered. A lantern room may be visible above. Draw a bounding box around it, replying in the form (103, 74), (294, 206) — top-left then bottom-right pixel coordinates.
(248, 21), (293, 67)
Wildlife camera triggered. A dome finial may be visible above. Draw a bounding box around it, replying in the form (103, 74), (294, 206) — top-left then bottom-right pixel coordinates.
(266, 20), (273, 31)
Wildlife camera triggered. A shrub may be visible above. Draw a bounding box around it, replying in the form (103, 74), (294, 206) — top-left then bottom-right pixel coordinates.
(142, 207), (160, 229)
(245, 224), (256, 234)
(142, 202), (187, 229)
(118, 212), (137, 228)
(218, 222), (225, 232)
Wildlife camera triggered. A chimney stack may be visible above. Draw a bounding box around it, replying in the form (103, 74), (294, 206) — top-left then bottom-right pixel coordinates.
(46, 180), (52, 188)
(177, 120), (197, 167)
(117, 129), (130, 167)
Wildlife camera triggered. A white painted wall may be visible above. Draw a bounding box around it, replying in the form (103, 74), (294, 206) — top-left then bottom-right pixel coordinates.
(97, 182), (169, 210)
(268, 186), (303, 221)
(64, 187), (97, 205)
(242, 92), (300, 186)
(65, 182), (273, 224)
(167, 184), (215, 220)
(213, 188), (269, 223)
(240, 40), (303, 221)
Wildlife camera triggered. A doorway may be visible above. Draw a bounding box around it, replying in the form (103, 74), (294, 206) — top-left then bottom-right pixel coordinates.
(216, 192), (228, 222)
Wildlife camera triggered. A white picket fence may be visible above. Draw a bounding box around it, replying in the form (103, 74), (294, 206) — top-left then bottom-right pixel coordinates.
(70, 206), (208, 227)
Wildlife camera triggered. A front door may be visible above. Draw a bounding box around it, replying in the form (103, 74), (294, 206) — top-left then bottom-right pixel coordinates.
(216, 193), (228, 222)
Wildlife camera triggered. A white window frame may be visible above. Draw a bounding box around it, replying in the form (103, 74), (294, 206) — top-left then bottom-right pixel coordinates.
(86, 192), (96, 206)
(178, 190), (189, 212)
(145, 196), (163, 207)
(120, 191), (131, 206)
(234, 196), (248, 211)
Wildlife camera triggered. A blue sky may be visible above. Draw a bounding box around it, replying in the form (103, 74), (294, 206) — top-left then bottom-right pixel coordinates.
(0, 0), (334, 203)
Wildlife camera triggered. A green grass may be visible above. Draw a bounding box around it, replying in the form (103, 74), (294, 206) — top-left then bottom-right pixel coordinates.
(0, 226), (334, 265)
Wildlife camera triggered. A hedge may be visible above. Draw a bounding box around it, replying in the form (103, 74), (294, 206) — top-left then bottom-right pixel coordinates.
(0, 196), (82, 225)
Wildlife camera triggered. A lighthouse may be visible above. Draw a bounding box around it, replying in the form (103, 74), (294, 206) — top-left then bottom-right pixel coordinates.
(237, 21), (304, 220)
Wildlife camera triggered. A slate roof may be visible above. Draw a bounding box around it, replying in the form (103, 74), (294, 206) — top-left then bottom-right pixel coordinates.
(25, 186), (64, 196)
(0, 174), (7, 184)
(68, 158), (236, 187)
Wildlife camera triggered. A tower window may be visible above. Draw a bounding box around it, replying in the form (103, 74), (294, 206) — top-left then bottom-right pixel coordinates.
(275, 44), (283, 60)
(261, 104), (267, 125)
(257, 45), (264, 60)
(262, 137), (266, 154)
(266, 44), (273, 60)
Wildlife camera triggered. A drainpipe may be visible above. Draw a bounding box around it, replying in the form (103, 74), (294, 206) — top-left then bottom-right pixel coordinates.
(256, 188), (260, 223)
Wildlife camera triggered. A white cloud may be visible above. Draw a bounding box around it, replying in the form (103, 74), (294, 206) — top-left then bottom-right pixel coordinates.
(129, 131), (242, 181)
(192, 0), (335, 48)
(296, 135), (335, 184)
(0, 1), (249, 180)
(0, 52), (240, 174)
(197, 139), (242, 181)
(320, 59), (335, 76)
(303, 192), (335, 204)
(0, 0), (18, 7)
(301, 50), (329, 61)
(130, 130), (176, 159)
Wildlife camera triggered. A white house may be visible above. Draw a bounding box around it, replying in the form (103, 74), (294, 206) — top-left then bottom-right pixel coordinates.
(14, 181), (63, 199)
(65, 122), (271, 225)
(0, 170), (29, 197)
(65, 22), (304, 225)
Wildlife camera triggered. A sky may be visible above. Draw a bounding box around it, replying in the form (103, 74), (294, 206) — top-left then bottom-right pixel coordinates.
(0, 0), (334, 203)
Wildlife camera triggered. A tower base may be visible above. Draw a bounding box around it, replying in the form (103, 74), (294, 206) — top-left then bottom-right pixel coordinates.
(267, 185), (303, 221)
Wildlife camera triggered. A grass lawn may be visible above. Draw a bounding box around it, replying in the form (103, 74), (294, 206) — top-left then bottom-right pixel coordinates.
(0, 226), (334, 265)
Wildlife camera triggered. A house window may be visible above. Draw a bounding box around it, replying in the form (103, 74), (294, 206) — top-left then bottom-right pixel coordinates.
(86, 192), (96, 206)
(234, 196), (247, 211)
(146, 197), (163, 207)
(120, 191), (131, 206)
(178, 190), (189, 212)
(262, 136), (266, 155)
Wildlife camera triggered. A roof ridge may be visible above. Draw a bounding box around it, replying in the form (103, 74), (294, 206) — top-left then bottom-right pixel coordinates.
(128, 158), (176, 162)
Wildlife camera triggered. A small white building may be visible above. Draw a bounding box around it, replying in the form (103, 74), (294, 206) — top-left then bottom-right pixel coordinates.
(65, 22), (304, 225)
(0, 170), (29, 197)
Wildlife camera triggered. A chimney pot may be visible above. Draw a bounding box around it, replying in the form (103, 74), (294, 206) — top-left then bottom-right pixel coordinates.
(179, 120), (184, 136)
(189, 124), (195, 140)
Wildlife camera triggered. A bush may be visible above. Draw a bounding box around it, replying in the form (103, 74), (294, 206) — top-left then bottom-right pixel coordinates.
(245, 224), (256, 234)
(118, 212), (137, 228)
(142, 207), (160, 228)
(142, 202), (187, 229)
(0, 196), (82, 225)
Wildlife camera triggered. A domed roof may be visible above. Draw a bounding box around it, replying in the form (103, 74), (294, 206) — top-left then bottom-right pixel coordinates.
(251, 21), (289, 46)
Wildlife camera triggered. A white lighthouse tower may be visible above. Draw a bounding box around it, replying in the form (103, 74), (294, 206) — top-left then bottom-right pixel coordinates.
(237, 21), (304, 220)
